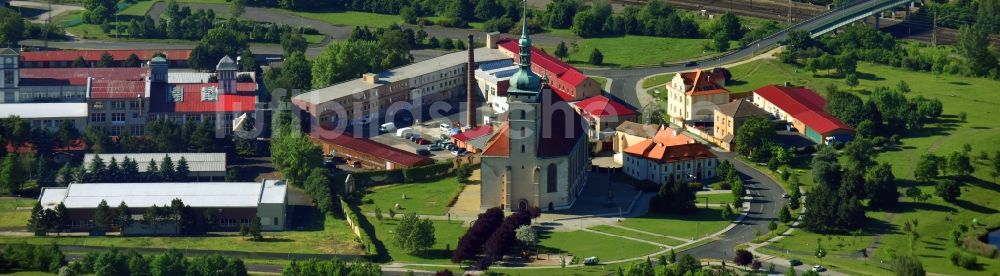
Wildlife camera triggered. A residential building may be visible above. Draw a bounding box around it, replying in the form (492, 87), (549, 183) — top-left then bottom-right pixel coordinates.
(474, 60), (516, 113)
(665, 69), (730, 125)
(38, 180), (288, 234)
(751, 85), (854, 144)
(83, 153), (228, 181)
(148, 56), (259, 135)
(570, 95), (638, 140)
(292, 48), (510, 129)
(622, 128), (717, 185)
(713, 99), (770, 151)
(612, 121), (662, 161)
(479, 20), (589, 212)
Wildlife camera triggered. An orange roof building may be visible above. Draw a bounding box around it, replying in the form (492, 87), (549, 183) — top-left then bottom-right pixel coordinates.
(665, 69), (731, 126)
(622, 128), (717, 185)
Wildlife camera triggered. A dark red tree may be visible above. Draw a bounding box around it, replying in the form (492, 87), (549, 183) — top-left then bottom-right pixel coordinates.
(733, 249), (754, 267)
(451, 207), (504, 263)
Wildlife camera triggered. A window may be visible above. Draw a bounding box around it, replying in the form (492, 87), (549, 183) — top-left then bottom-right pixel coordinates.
(220, 218), (237, 227)
(91, 101), (104, 110)
(89, 113), (106, 122)
(112, 101), (127, 109)
(110, 126), (122, 136)
(111, 113), (126, 122)
(131, 125), (144, 135)
(547, 164), (558, 193)
(129, 101), (140, 109)
(3, 71), (12, 85)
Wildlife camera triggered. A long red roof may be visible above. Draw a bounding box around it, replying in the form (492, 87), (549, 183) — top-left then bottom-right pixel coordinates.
(497, 38), (588, 86)
(19, 67), (149, 86)
(754, 85), (852, 135)
(309, 131), (434, 167)
(572, 95), (637, 118)
(20, 49), (192, 62)
(90, 79), (146, 99)
(624, 142), (715, 163)
(452, 125), (494, 142)
(149, 83), (256, 113)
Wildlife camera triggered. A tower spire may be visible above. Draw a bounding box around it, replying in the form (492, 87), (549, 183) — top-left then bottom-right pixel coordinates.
(517, 0), (532, 70)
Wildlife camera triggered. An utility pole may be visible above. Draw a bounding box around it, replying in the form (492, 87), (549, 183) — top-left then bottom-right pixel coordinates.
(44, 0), (52, 48)
(788, 0), (793, 25)
(932, 9), (938, 46)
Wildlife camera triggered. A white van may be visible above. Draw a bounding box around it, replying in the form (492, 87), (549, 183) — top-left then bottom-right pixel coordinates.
(395, 127), (413, 137)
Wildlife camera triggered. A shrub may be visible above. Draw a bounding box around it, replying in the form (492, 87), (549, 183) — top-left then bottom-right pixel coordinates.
(950, 251), (979, 269)
(962, 235), (999, 258)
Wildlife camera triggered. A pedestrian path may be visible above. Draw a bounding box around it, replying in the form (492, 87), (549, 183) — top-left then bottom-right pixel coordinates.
(605, 224), (693, 243)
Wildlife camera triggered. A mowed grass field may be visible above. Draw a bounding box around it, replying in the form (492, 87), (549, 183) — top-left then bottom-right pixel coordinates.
(360, 177), (463, 216)
(538, 229), (661, 262)
(284, 10), (403, 28)
(0, 198), (34, 230)
(619, 207), (731, 241)
(370, 218), (465, 264)
(0, 214), (363, 255)
(588, 225), (685, 247)
(539, 35), (716, 67)
(727, 58), (1000, 275)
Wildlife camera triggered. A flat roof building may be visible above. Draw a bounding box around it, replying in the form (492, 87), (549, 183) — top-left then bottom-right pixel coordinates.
(84, 153), (227, 181)
(39, 180), (287, 233)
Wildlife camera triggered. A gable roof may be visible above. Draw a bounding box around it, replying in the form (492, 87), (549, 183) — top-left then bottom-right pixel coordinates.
(452, 125), (494, 142)
(90, 79), (147, 99)
(497, 38), (589, 87)
(20, 49), (191, 62)
(615, 121), (661, 138)
(679, 70), (728, 96)
(794, 110), (854, 135)
(571, 95), (638, 118)
(716, 99), (769, 118)
(0, 48), (17, 55)
(310, 131), (434, 167)
(481, 122), (510, 157)
(39, 180), (286, 209)
(753, 85), (826, 115)
(149, 83), (257, 113)
(624, 141), (715, 163)
(83, 153), (227, 173)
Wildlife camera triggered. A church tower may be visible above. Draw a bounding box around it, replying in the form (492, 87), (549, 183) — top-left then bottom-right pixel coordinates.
(507, 1), (541, 161)
(0, 48), (19, 90)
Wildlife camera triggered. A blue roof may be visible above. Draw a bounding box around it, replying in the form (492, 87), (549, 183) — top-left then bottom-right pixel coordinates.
(479, 60), (514, 71)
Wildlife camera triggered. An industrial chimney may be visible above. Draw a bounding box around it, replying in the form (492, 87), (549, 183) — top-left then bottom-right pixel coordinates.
(466, 34), (476, 128)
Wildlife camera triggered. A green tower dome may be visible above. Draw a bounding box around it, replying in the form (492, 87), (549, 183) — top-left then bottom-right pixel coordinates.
(508, 0), (541, 97)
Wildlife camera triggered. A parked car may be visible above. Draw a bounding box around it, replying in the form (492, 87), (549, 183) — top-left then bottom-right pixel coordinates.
(439, 123), (452, 132)
(450, 149), (466, 156)
(427, 144), (442, 151)
(416, 149), (432, 156)
(685, 61), (698, 67)
(417, 138), (431, 145)
(583, 257), (600, 265)
(445, 144), (457, 151)
(788, 259), (802, 266)
(781, 193), (790, 198)
(812, 265), (826, 272)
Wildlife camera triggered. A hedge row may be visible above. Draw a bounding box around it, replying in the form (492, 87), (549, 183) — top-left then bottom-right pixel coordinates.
(401, 162), (453, 183)
(339, 196), (379, 256)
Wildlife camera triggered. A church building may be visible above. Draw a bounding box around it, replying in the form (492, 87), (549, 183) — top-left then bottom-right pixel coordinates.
(479, 11), (590, 212)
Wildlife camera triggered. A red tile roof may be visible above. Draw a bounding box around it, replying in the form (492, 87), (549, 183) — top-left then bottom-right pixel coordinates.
(309, 131), (434, 167)
(624, 142), (715, 163)
(6, 139), (87, 154)
(679, 70), (728, 96)
(90, 79), (146, 99)
(20, 50), (191, 62)
(753, 85), (852, 135)
(498, 38), (588, 87)
(19, 67), (149, 86)
(452, 125), (494, 142)
(753, 85), (826, 115)
(481, 122), (510, 157)
(794, 110), (854, 135)
(149, 83), (256, 113)
(572, 95), (637, 118)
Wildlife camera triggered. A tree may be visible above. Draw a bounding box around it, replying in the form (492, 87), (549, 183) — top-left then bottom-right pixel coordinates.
(0, 8), (25, 45)
(229, 0), (245, 18)
(716, 12), (743, 40)
(948, 151), (974, 178)
(896, 80), (911, 93)
(452, 207), (504, 263)
(399, 6), (418, 24)
(174, 157), (190, 182)
(734, 116), (775, 160)
(589, 48), (603, 65)
(28, 202), (46, 235)
(280, 32), (308, 55)
(149, 249), (186, 276)
(712, 32), (730, 52)
(303, 168), (335, 214)
(159, 155), (176, 182)
(394, 213), (436, 254)
(53, 202), (68, 235)
(375, 207), (383, 221)
(514, 225), (537, 255)
(956, 25), (998, 75)
(845, 73), (859, 87)
(892, 255), (925, 276)
(914, 154), (940, 182)
(733, 249), (753, 267)
(93, 200), (113, 233)
(554, 41), (569, 60)
(248, 216), (262, 241)
(116, 201), (133, 235)
(56, 120), (82, 148)
(769, 220), (778, 231)
(721, 203), (733, 219)
(865, 163), (898, 209)
(123, 53), (142, 67)
(779, 206), (792, 223)
(935, 179), (961, 202)
(1, 153), (24, 195)
(992, 151), (1000, 183)
(189, 29), (248, 71)
(97, 52), (114, 67)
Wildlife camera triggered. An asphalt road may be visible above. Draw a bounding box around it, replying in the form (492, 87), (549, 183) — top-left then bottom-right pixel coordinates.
(681, 150), (787, 260)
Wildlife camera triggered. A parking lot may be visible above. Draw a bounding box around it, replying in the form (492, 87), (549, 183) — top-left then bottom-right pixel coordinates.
(369, 105), (499, 161)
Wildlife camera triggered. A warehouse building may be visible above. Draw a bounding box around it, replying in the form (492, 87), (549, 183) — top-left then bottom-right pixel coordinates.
(83, 153), (228, 181)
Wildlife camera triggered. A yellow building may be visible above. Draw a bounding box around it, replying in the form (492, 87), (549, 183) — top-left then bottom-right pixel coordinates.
(713, 99), (770, 151)
(665, 70), (730, 126)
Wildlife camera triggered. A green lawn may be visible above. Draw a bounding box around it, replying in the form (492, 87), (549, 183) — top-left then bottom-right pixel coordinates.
(538, 230), (660, 262)
(588, 225), (684, 247)
(641, 73), (674, 89)
(540, 35), (718, 67)
(727, 58), (1000, 275)
(694, 192), (733, 206)
(619, 207), (731, 240)
(283, 10), (403, 28)
(371, 218), (465, 264)
(590, 76), (608, 89)
(0, 198), (34, 230)
(118, 1), (157, 17)
(0, 214), (363, 255)
(360, 177), (463, 216)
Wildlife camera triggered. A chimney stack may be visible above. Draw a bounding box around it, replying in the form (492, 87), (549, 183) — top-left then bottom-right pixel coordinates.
(466, 34), (476, 128)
